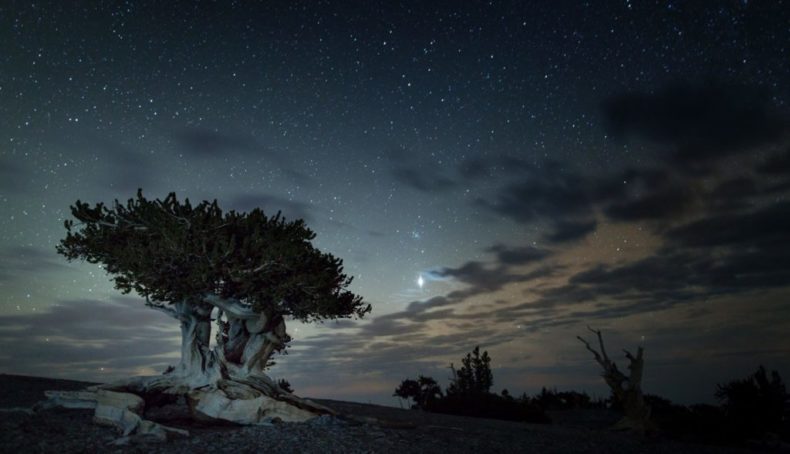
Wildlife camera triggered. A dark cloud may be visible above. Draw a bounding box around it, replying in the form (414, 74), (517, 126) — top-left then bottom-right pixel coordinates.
(458, 156), (534, 180)
(569, 253), (701, 298)
(300, 244), (560, 352)
(403, 295), (454, 314)
(0, 296), (175, 342)
(0, 297), (179, 379)
(665, 200), (790, 249)
(757, 147), (790, 175)
(319, 319), (359, 330)
(485, 244), (551, 265)
(544, 219), (597, 243)
(386, 147), (460, 193)
(174, 128), (263, 157)
(436, 261), (516, 293)
(593, 167), (672, 201)
(353, 315), (417, 337)
(454, 83), (790, 334)
(525, 202), (790, 319)
(476, 161), (593, 223)
(356, 246), (561, 338)
(603, 185), (697, 221)
(707, 177), (760, 213)
(227, 193), (315, 223)
(603, 82), (787, 164)
(470, 159), (600, 241)
(473, 198), (790, 331)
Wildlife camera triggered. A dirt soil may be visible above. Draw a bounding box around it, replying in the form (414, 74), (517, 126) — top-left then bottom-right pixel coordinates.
(0, 374), (764, 453)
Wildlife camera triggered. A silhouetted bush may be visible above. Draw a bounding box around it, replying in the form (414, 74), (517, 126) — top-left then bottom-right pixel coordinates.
(646, 367), (790, 446)
(646, 397), (731, 445)
(533, 387), (602, 411)
(716, 365), (789, 442)
(394, 346), (549, 423)
(393, 375), (442, 410)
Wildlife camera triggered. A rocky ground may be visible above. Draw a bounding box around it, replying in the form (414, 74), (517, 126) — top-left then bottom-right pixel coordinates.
(0, 374), (767, 453)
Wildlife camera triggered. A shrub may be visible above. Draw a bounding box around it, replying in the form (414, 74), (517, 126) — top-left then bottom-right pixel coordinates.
(716, 365), (789, 440)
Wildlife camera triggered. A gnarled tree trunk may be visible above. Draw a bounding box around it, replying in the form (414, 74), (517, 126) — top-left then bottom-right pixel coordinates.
(39, 295), (335, 442)
(171, 301), (224, 388)
(577, 327), (655, 435)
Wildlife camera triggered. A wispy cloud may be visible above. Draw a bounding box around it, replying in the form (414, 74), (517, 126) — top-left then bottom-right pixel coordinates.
(0, 296), (179, 381)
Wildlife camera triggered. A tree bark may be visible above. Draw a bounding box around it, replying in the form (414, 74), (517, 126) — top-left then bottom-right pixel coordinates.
(172, 300), (225, 387)
(47, 294), (336, 432)
(577, 327), (655, 435)
(150, 296), (285, 384)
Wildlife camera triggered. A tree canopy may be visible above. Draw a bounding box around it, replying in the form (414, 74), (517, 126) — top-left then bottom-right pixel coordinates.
(57, 189), (370, 322)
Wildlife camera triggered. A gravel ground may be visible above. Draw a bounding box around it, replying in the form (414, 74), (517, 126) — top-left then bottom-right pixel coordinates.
(0, 374), (765, 453)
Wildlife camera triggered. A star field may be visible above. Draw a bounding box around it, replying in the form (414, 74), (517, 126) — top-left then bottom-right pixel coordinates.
(1, 1), (789, 405)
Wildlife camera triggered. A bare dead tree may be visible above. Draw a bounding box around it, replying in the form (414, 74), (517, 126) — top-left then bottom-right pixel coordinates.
(577, 326), (655, 434)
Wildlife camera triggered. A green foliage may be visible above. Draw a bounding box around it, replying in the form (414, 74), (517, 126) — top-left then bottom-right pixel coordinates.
(57, 189), (370, 322)
(447, 346), (493, 396)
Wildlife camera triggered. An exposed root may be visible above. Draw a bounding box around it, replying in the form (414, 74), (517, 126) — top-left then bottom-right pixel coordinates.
(37, 372), (336, 442)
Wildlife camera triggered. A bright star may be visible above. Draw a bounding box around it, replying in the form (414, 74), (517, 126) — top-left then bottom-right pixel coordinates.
(417, 275), (424, 288)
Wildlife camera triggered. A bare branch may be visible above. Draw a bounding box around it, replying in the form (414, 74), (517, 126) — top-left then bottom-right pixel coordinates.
(203, 294), (258, 320)
(144, 297), (178, 319)
(577, 335), (604, 367)
(588, 326), (610, 362)
(578, 328), (653, 434)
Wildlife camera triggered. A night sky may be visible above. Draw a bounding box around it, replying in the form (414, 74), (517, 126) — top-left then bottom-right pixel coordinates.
(1, 1), (789, 407)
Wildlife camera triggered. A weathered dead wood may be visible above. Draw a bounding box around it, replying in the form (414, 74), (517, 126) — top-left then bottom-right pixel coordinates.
(577, 326), (656, 435)
(35, 389), (188, 443)
(36, 294), (334, 441)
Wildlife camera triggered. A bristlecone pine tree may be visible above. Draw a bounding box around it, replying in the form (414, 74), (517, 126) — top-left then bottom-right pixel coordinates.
(44, 190), (370, 438)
